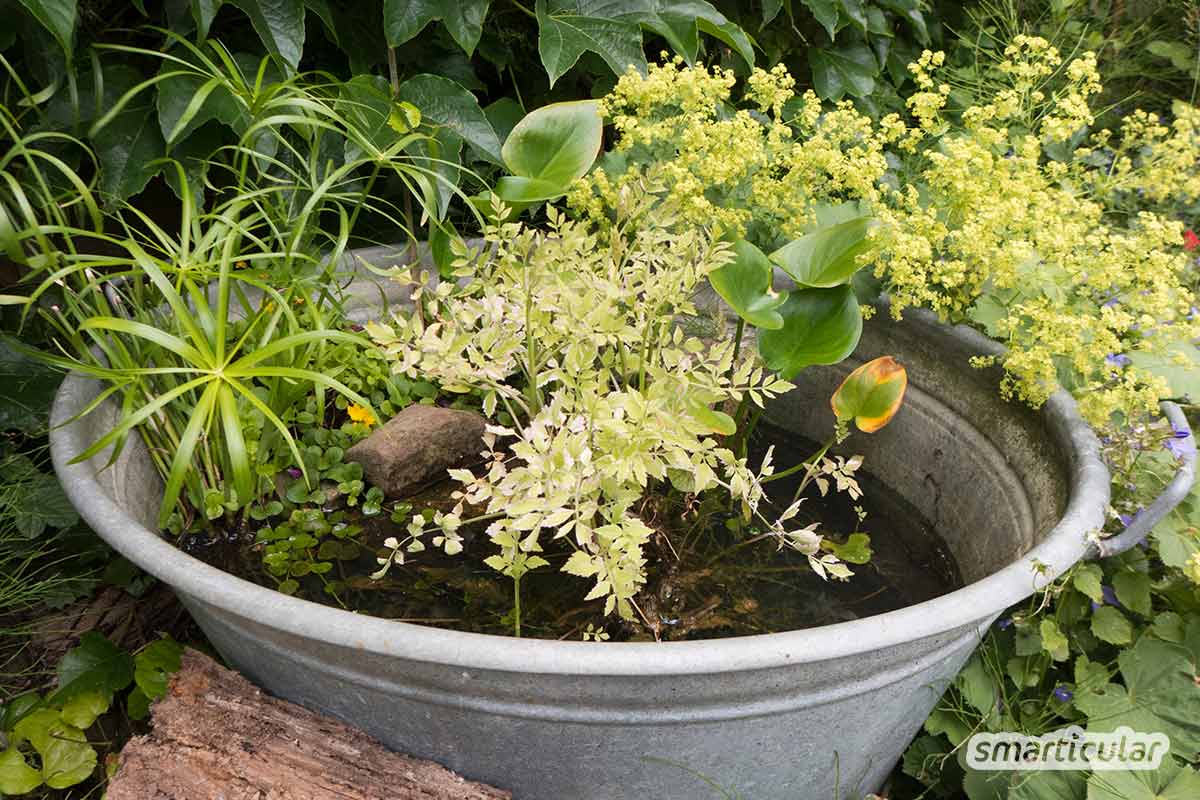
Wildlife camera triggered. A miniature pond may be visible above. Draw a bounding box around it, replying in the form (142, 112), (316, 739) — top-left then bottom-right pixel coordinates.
(181, 421), (963, 641)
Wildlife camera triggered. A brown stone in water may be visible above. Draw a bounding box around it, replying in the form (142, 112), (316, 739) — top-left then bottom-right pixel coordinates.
(345, 404), (486, 498)
(106, 649), (511, 800)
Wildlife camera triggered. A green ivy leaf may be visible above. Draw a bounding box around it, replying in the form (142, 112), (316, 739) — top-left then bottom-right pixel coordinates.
(757, 285), (862, 378)
(634, 0), (754, 67)
(0, 747), (42, 795)
(0, 337), (61, 433)
(12, 710), (96, 790)
(227, 0), (306, 73)
(1091, 606), (1133, 645)
(496, 100), (602, 202)
(91, 67), (167, 203)
(15, 0), (77, 55)
(191, 0), (221, 40)
(383, 0), (490, 55)
(810, 43), (878, 100)
(133, 638), (183, 702)
(48, 632), (134, 707)
(397, 74), (502, 164)
(707, 240), (786, 330)
(0, 452), (78, 537)
(1072, 563), (1104, 603)
(955, 654), (997, 718)
(802, 0), (839, 39)
(535, 0), (645, 88)
(771, 216), (876, 288)
(1112, 570), (1152, 617)
(1040, 619), (1069, 662)
(56, 691), (109, 730)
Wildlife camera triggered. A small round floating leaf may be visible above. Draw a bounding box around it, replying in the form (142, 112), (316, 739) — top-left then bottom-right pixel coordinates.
(770, 216), (877, 288)
(831, 355), (908, 433)
(707, 240), (786, 330)
(757, 285), (863, 379)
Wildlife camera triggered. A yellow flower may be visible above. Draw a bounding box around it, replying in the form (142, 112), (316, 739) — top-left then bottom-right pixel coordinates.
(347, 404), (376, 427)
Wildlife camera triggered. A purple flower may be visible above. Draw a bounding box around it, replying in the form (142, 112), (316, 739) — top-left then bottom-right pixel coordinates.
(1101, 295), (1121, 308)
(1165, 427), (1195, 461)
(997, 617), (1013, 630)
(1101, 585), (1120, 607)
(286, 467), (302, 479)
(1053, 686), (1073, 702)
(1105, 353), (1132, 368)
(1118, 512), (1137, 527)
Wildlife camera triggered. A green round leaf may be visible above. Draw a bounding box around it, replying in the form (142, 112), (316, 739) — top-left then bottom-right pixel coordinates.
(0, 747), (42, 795)
(758, 286), (863, 378)
(707, 240), (786, 330)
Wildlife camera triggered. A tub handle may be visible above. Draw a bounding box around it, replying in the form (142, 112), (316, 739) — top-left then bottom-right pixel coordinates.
(1089, 401), (1196, 559)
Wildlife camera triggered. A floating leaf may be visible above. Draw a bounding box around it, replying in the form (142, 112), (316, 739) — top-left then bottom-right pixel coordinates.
(830, 355), (907, 432)
(758, 286), (862, 378)
(707, 240), (786, 329)
(825, 533), (872, 564)
(770, 216), (876, 288)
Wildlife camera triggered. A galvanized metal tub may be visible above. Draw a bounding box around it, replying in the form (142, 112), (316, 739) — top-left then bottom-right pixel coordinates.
(50, 245), (1110, 799)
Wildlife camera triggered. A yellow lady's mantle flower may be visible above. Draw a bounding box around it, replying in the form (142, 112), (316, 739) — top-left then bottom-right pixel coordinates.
(347, 404), (376, 427)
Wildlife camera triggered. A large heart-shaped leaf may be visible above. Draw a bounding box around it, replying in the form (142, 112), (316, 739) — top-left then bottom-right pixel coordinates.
(227, 0), (306, 73)
(16, 0), (76, 54)
(758, 285), (862, 378)
(708, 240), (785, 330)
(633, 1), (754, 67)
(383, 0), (490, 55)
(535, 0), (645, 87)
(810, 43), (878, 100)
(496, 100), (602, 202)
(398, 74), (502, 165)
(771, 216), (876, 288)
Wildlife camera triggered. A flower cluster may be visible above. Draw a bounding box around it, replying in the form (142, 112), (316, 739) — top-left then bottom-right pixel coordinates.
(567, 57), (890, 253)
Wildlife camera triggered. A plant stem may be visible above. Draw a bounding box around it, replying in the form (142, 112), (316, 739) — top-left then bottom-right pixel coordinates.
(513, 574), (522, 637)
(387, 48), (400, 98)
(761, 436), (835, 485)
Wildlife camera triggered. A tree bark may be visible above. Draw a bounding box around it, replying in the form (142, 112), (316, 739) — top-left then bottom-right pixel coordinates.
(106, 649), (511, 800)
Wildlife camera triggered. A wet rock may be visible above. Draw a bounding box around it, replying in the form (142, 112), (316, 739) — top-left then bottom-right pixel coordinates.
(345, 405), (486, 498)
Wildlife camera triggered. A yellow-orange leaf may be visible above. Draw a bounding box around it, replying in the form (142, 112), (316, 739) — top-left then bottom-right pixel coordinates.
(831, 355), (908, 433)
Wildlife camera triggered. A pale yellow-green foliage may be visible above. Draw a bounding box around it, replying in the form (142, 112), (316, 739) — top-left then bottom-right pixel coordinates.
(368, 200), (828, 620)
(573, 40), (1200, 429)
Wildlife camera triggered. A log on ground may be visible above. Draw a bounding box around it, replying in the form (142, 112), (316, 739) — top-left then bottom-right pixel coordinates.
(106, 648), (511, 800)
